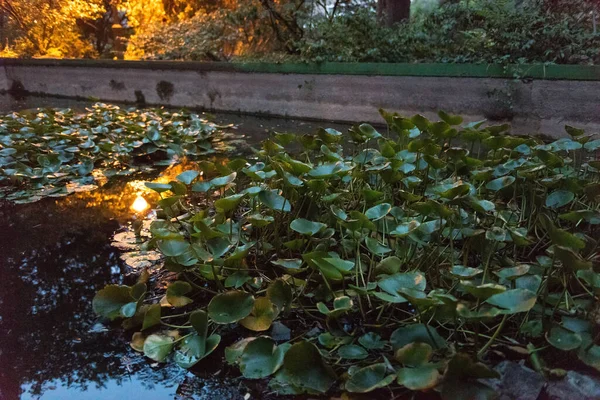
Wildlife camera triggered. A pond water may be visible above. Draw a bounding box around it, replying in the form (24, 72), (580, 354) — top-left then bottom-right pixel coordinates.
(0, 95), (351, 399)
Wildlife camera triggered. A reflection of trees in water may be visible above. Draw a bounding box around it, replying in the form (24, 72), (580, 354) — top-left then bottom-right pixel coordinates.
(0, 195), (181, 399)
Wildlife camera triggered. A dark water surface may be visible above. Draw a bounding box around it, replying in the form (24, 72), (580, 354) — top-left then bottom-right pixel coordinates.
(0, 95), (351, 399)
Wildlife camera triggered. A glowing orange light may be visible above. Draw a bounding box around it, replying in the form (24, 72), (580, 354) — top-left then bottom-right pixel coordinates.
(131, 195), (149, 213)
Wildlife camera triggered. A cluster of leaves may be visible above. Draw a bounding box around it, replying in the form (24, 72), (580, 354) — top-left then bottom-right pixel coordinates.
(0, 104), (229, 203)
(298, 1), (600, 64)
(94, 109), (600, 397)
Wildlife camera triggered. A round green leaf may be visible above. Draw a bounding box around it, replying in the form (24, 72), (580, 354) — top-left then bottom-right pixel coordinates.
(290, 218), (326, 236)
(547, 326), (582, 351)
(345, 363), (393, 393)
(365, 203), (392, 221)
(281, 341), (337, 393)
(208, 290), (255, 324)
(239, 337), (289, 379)
(485, 289), (536, 313)
(546, 190), (575, 209)
(338, 344), (368, 360)
(395, 342), (433, 366)
(166, 281), (193, 307)
(397, 366), (440, 391)
(239, 297), (277, 332)
(143, 334), (174, 362)
(92, 285), (135, 320)
(486, 176), (515, 191)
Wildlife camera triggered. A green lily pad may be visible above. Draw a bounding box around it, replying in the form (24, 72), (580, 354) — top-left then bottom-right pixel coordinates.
(239, 337), (290, 379)
(397, 366), (440, 391)
(165, 281), (193, 307)
(485, 289), (536, 313)
(486, 176), (515, 191)
(546, 190), (575, 209)
(365, 203), (392, 221)
(338, 344), (368, 360)
(390, 324), (447, 350)
(240, 297), (277, 332)
(258, 190), (291, 212)
(547, 326), (582, 351)
(279, 341), (337, 393)
(176, 170), (199, 185)
(290, 218), (327, 236)
(358, 332), (386, 350)
(365, 237), (392, 255)
(208, 291), (255, 324)
(345, 363), (394, 393)
(395, 342), (433, 366)
(143, 334), (175, 362)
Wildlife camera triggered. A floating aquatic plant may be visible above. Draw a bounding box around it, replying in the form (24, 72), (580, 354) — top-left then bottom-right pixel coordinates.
(0, 103), (234, 203)
(94, 110), (600, 398)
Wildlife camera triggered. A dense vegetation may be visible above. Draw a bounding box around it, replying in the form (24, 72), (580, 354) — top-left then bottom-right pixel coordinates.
(0, 104), (231, 203)
(93, 110), (600, 398)
(3, 0), (600, 65)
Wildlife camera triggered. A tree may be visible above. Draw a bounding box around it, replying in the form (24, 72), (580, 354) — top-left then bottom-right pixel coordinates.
(377, 0), (410, 27)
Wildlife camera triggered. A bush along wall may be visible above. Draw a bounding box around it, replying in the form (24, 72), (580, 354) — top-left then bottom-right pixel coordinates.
(94, 109), (600, 398)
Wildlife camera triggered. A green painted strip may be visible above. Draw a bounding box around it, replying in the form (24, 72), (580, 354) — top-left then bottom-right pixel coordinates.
(3, 58), (600, 81)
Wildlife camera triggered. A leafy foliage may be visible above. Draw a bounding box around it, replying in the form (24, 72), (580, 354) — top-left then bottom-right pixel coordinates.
(0, 104), (230, 203)
(95, 109), (600, 396)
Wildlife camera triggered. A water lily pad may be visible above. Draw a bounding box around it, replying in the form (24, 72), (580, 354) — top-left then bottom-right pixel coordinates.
(358, 332), (386, 350)
(208, 290), (255, 324)
(485, 289), (536, 313)
(240, 297), (277, 331)
(338, 344), (368, 360)
(176, 170), (199, 185)
(279, 341), (337, 393)
(547, 326), (582, 351)
(390, 324), (447, 350)
(239, 337), (290, 379)
(93, 285), (140, 320)
(365, 237), (392, 255)
(290, 218), (326, 236)
(365, 203), (392, 221)
(546, 190), (575, 209)
(486, 176), (515, 191)
(345, 363), (394, 393)
(396, 366), (440, 391)
(258, 190), (291, 212)
(395, 342), (433, 366)
(143, 334), (174, 362)
(165, 281), (193, 307)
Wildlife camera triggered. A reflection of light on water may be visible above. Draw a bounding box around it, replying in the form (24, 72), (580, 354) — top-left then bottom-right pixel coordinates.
(131, 195), (149, 213)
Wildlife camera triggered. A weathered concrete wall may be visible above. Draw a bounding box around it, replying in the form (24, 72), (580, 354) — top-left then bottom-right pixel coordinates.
(3, 60), (600, 137)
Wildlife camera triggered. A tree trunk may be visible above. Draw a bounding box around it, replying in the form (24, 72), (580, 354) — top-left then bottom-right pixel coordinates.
(377, 0), (410, 27)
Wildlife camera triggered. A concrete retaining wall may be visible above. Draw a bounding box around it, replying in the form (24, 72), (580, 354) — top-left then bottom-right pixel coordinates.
(3, 59), (600, 137)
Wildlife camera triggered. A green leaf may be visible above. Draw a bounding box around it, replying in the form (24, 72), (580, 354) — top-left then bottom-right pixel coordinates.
(486, 176), (515, 191)
(258, 190), (291, 212)
(208, 290), (255, 324)
(390, 324), (447, 350)
(157, 239), (190, 257)
(397, 366), (440, 391)
(338, 345), (368, 360)
(142, 303), (161, 330)
(176, 170), (199, 185)
(210, 172), (236, 188)
(395, 342), (433, 366)
(358, 332), (386, 350)
(438, 110), (463, 126)
(546, 190), (575, 209)
(485, 289), (536, 313)
(144, 182), (172, 193)
(239, 337), (289, 379)
(345, 363), (393, 393)
(290, 218), (326, 236)
(239, 297), (277, 332)
(166, 281), (193, 307)
(546, 326), (582, 351)
(280, 341), (336, 393)
(365, 237), (392, 255)
(365, 203), (392, 221)
(451, 265), (483, 278)
(461, 281), (506, 300)
(143, 334), (174, 362)
(215, 193), (245, 213)
(267, 279), (293, 312)
(93, 285), (136, 320)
